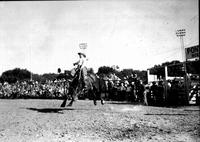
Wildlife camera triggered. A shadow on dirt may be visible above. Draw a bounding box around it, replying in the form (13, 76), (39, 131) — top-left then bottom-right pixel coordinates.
(184, 109), (200, 111)
(26, 107), (75, 113)
(144, 113), (189, 116)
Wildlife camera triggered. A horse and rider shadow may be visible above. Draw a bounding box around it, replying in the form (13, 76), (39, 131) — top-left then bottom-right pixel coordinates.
(26, 107), (101, 114)
(60, 68), (107, 107)
(26, 107), (73, 114)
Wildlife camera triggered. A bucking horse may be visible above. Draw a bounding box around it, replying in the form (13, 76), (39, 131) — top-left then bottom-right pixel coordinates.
(60, 68), (106, 107)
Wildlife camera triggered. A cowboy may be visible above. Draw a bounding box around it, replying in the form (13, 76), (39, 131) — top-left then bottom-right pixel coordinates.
(73, 52), (87, 89)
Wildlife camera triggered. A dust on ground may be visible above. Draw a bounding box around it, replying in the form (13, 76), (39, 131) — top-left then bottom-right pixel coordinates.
(0, 99), (199, 142)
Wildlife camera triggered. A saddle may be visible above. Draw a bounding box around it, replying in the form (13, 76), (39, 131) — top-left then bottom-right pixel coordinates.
(70, 68), (85, 89)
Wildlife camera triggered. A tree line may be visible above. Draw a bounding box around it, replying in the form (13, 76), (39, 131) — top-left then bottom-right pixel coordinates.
(0, 67), (147, 84)
(1, 59), (198, 84)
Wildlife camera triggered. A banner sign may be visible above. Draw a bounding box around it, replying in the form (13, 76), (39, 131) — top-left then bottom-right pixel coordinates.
(185, 45), (199, 60)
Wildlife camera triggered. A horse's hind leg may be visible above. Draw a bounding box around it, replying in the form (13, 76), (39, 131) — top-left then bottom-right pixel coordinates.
(93, 99), (97, 105)
(67, 99), (74, 107)
(91, 90), (97, 106)
(93, 93), (97, 106)
(100, 93), (105, 105)
(101, 98), (105, 105)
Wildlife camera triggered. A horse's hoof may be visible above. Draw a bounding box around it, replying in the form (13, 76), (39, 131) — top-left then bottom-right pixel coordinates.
(94, 101), (97, 105)
(67, 103), (72, 107)
(60, 105), (65, 107)
(60, 101), (66, 107)
(101, 100), (105, 105)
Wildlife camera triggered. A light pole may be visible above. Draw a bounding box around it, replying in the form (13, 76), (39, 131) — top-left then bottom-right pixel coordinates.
(176, 29), (189, 104)
(30, 72), (33, 81)
(176, 29), (186, 62)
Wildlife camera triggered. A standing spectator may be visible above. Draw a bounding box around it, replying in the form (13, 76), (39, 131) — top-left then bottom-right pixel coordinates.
(170, 79), (179, 105)
(157, 81), (164, 106)
(150, 81), (158, 105)
(137, 80), (145, 103)
(165, 80), (172, 106)
(144, 84), (151, 105)
(118, 82), (126, 101)
(128, 74), (137, 102)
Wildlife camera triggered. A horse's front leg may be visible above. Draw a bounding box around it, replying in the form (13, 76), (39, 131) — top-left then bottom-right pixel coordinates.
(67, 87), (79, 107)
(60, 98), (67, 107)
(67, 92), (76, 107)
(60, 92), (69, 107)
(61, 88), (73, 107)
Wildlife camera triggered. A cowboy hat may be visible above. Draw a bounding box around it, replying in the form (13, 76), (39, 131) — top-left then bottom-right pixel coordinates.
(78, 52), (86, 57)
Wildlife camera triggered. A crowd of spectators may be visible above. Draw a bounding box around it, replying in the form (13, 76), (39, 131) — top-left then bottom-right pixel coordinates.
(144, 79), (200, 106)
(0, 73), (146, 102)
(0, 74), (199, 106)
(100, 73), (145, 102)
(0, 80), (67, 99)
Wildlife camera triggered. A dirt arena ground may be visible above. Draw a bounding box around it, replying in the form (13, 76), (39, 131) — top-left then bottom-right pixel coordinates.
(0, 99), (199, 142)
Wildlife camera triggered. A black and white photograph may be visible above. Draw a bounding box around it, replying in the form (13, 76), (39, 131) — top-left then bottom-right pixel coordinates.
(0, 0), (199, 142)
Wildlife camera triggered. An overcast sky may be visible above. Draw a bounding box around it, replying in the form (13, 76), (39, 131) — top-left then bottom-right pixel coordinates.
(0, 0), (199, 75)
